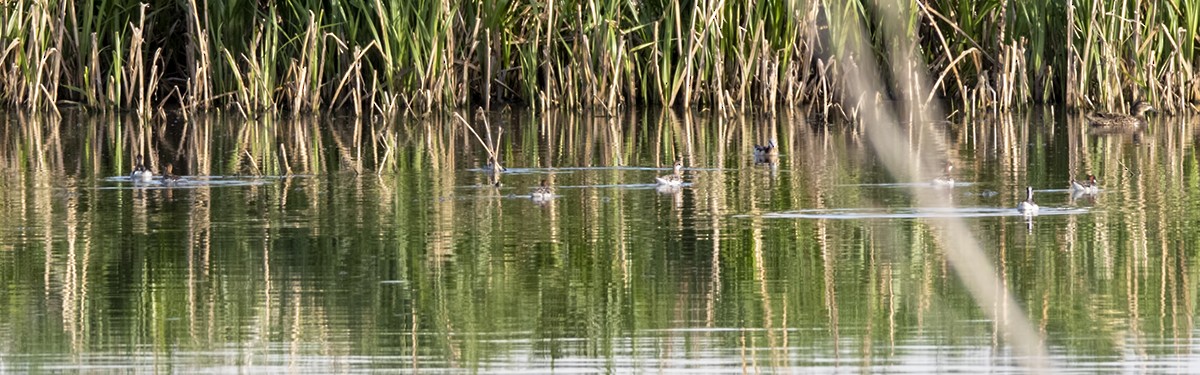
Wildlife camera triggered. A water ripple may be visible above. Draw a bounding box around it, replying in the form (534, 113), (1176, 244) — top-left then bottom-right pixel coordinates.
(743, 206), (1089, 219)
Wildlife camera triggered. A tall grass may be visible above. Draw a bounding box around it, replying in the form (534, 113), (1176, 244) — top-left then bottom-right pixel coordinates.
(0, 1), (1197, 117)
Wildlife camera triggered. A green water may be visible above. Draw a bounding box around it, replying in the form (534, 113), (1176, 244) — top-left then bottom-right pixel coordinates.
(0, 109), (1197, 372)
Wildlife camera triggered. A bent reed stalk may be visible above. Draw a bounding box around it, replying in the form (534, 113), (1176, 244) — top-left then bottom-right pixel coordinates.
(0, 1), (1198, 118)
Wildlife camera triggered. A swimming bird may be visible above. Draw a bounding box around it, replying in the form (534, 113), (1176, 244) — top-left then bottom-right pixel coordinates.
(131, 154), (153, 182)
(1017, 186), (1039, 215)
(483, 155), (505, 174)
(753, 140), (776, 165)
(754, 140), (776, 157)
(932, 164), (954, 188)
(1069, 174), (1098, 195)
(655, 159), (684, 186)
(1087, 101), (1154, 130)
(163, 164), (184, 186)
(531, 179), (554, 201)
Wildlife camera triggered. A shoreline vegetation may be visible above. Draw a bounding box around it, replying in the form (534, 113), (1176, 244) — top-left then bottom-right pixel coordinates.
(1, 1), (1198, 118)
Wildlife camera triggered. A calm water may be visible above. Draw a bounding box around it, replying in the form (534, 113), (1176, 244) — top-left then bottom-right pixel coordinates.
(0, 108), (1198, 373)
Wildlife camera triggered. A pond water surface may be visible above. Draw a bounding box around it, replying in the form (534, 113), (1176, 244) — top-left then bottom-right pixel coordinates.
(1, 108), (1198, 373)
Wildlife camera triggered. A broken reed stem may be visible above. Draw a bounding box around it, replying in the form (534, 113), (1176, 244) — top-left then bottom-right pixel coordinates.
(453, 110), (499, 163)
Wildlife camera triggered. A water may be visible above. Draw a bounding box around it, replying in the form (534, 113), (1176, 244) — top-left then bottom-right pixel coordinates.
(0, 108), (1197, 373)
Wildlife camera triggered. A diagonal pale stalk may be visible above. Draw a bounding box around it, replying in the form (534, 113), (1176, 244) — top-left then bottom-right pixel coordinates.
(833, 1), (1051, 371)
(452, 111), (499, 164)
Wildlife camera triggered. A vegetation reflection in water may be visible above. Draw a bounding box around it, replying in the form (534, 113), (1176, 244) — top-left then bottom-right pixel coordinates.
(0, 108), (1197, 372)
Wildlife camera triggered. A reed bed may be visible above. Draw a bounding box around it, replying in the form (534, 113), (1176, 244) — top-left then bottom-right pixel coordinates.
(0, 1), (1197, 117)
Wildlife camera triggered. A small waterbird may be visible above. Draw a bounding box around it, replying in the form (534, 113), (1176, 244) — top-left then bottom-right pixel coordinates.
(655, 159), (684, 187)
(1069, 174), (1099, 196)
(1017, 186), (1039, 215)
(932, 164), (954, 188)
(1087, 101), (1154, 130)
(483, 155), (505, 174)
(131, 154), (153, 182)
(753, 140), (776, 157)
(531, 179), (554, 201)
(753, 140), (776, 165)
(163, 164), (184, 186)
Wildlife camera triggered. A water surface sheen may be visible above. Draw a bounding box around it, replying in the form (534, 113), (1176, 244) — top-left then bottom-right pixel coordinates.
(0, 109), (1197, 373)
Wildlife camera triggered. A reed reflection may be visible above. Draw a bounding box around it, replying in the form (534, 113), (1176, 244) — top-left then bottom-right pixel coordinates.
(0, 109), (1193, 372)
